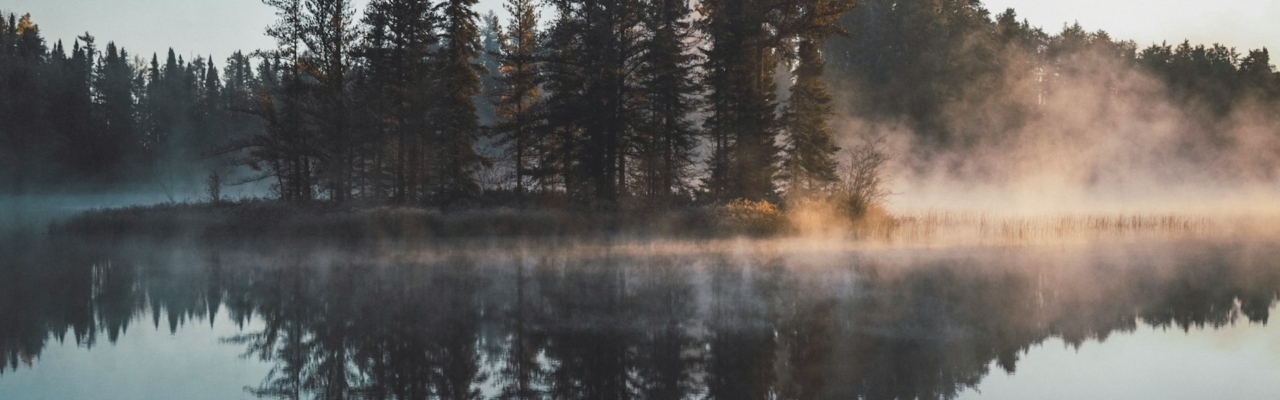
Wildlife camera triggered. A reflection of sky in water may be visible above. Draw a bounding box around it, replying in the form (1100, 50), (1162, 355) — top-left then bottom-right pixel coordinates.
(4, 307), (1278, 399)
(962, 310), (1280, 399)
(0, 310), (270, 400)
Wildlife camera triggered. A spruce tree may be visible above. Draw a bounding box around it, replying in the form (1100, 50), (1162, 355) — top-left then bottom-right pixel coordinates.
(781, 0), (854, 194)
(94, 42), (138, 173)
(203, 57), (221, 106)
(433, 0), (487, 204)
(699, 0), (786, 202)
(222, 51), (255, 109)
(0, 14), (47, 188)
(142, 53), (163, 151)
(64, 34), (97, 174)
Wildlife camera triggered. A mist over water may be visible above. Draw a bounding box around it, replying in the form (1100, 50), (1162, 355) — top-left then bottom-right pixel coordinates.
(824, 12), (1280, 219)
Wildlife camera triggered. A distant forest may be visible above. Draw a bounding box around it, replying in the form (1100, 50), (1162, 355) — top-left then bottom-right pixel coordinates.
(1, 0), (1277, 209)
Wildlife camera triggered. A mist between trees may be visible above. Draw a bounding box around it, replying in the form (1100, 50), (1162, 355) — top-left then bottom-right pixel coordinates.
(2, 0), (1278, 216)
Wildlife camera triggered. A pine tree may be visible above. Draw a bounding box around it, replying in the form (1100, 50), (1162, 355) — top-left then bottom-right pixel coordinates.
(781, 0), (854, 194)
(433, 0), (487, 204)
(259, 0), (314, 202)
(699, 0), (787, 202)
(536, 7), (587, 202)
(542, 0), (647, 208)
(360, 0), (439, 204)
(633, 0), (699, 205)
(300, 0), (359, 202)
(491, 0), (542, 200)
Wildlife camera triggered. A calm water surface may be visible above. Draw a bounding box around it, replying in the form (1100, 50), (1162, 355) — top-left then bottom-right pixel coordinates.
(1, 234), (1278, 399)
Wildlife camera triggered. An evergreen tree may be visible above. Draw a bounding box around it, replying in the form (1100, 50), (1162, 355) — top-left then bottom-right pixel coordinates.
(0, 13), (47, 188)
(542, 0), (647, 208)
(824, 0), (999, 146)
(535, 7), (588, 202)
(491, 0), (542, 199)
(299, 0), (359, 202)
(1238, 48), (1276, 99)
(632, 0), (699, 205)
(151, 48), (196, 165)
(360, 0), (439, 205)
(698, 0), (788, 202)
(218, 51), (264, 160)
(140, 53), (162, 151)
(781, 0), (855, 194)
(203, 57), (221, 107)
(93, 42), (139, 172)
(222, 51), (256, 109)
(64, 34), (97, 174)
(477, 11), (502, 127)
(433, 0), (488, 204)
(246, 0), (315, 202)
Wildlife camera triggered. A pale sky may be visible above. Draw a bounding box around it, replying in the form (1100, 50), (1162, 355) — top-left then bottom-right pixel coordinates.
(984, 0), (1280, 52)
(5, 0), (1278, 65)
(4, 0), (503, 63)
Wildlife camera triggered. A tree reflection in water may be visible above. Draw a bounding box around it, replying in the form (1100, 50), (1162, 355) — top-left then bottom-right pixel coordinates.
(1, 238), (1279, 399)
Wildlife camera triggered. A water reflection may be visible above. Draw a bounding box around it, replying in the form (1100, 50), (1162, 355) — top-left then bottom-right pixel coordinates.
(2, 238), (1279, 399)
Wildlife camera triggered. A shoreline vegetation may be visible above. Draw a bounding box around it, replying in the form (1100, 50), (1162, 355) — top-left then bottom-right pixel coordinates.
(50, 198), (1216, 246)
(48, 197), (893, 240)
(7, 2), (1279, 244)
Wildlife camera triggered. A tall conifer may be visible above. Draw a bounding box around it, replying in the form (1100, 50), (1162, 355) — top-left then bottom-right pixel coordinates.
(492, 0), (542, 199)
(781, 0), (854, 194)
(433, 0), (487, 204)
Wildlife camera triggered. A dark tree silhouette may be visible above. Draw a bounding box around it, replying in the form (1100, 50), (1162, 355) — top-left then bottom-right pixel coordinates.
(781, 0), (855, 194)
(490, 0), (542, 200)
(3, 3), (1278, 211)
(632, 0), (700, 206)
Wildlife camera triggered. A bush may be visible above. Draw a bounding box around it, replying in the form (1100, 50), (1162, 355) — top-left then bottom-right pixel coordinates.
(718, 199), (787, 236)
(206, 170), (222, 204)
(834, 137), (891, 221)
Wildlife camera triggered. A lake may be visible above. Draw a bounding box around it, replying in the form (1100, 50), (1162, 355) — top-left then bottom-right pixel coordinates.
(1, 234), (1278, 399)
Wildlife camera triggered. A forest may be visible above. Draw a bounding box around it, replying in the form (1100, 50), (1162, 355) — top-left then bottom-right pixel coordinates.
(2, 0), (1278, 214)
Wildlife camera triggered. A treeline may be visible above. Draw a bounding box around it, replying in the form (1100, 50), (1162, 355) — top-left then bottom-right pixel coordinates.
(0, 0), (857, 209)
(3, 0), (1279, 205)
(827, 2), (1280, 159)
(235, 0), (859, 208)
(0, 13), (258, 190)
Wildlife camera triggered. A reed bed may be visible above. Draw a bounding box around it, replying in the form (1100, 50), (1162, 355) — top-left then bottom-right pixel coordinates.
(873, 210), (1211, 245)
